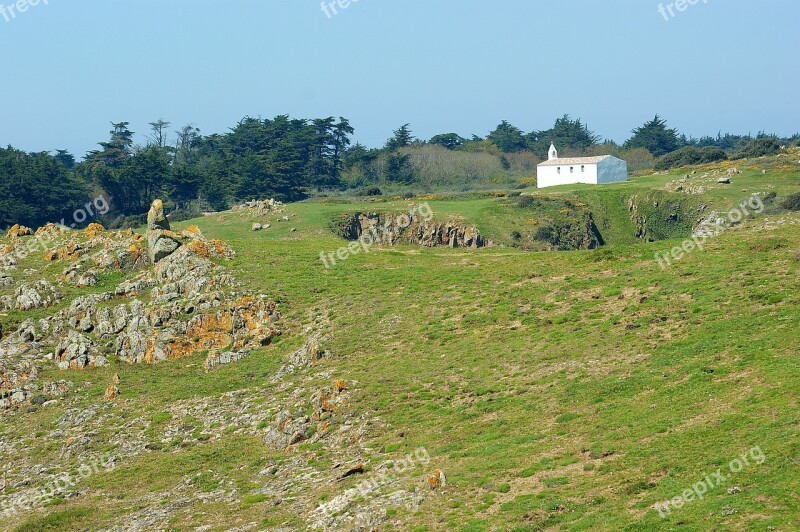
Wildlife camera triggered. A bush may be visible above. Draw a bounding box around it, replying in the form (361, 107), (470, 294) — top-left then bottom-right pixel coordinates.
(654, 146), (727, 170)
(782, 191), (800, 211)
(166, 208), (201, 223)
(518, 195), (534, 208)
(356, 186), (383, 197)
(103, 213), (148, 230)
(734, 138), (781, 159)
(534, 224), (557, 243)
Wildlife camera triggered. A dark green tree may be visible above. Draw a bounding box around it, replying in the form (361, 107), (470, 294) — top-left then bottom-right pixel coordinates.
(624, 115), (681, 157)
(526, 115), (600, 159)
(385, 124), (414, 151)
(429, 133), (466, 150)
(54, 149), (75, 169)
(0, 147), (89, 229)
(488, 120), (527, 153)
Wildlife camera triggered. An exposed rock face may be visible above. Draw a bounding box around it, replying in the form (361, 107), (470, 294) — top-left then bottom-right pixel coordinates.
(693, 211), (728, 238)
(333, 212), (487, 249)
(115, 295), (279, 365)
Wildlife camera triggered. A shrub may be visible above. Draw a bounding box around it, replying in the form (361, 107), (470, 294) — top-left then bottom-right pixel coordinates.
(356, 186), (383, 197)
(734, 137), (781, 159)
(534, 224), (557, 243)
(782, 191), (800, 211)
(518, 195), (534, 208)
(103, 213), (148, 230)
(166, 208), (200, 223)
(654, 146), (727, 170)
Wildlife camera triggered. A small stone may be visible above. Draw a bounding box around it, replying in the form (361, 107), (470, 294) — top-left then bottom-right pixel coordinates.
(428, 469), (446, 490)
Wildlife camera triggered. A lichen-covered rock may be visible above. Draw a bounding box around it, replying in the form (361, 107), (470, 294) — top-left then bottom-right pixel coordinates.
(264, 410), (310, 449)
(147, 230), (182, 263)
(147, 199), (170, 231)
(6, 224), (33, 238)
(146, 199), (184, 263)
(55, 330), (104, 369)
(204, 350), (249, 372)
(14, 280), (63, 311)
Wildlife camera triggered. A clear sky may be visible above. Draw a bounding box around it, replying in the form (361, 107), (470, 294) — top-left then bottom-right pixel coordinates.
(1, 0), (798, 158)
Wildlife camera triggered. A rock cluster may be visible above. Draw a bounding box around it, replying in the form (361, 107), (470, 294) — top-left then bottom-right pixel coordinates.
(335, 212), (487, 248)
(5, 224), (33, 238)
(0, 198), (281, 409)
(236, 198), (285, 217)
(9, 280), (63, 311)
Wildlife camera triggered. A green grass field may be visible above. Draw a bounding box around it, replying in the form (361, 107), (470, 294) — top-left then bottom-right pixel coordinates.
(2, 156), (799, 531)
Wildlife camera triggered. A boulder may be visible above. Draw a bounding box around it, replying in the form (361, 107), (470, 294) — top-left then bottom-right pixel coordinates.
(147, 232), (181, 263)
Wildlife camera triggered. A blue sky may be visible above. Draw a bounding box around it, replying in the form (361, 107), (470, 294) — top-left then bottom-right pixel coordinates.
(1, 0), (798, 158)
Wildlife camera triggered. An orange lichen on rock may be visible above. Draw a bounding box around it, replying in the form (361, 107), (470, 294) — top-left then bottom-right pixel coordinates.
(188, 239), (235, 260)
(85, 223), (106, 239)
(104, 383), (119, 400)
(44, 239), (83, 261)
(6, 224), (33, 238)
(428, 470), (446, 490)
(35, 223), (68, 238)
(335, 379), (348, 393)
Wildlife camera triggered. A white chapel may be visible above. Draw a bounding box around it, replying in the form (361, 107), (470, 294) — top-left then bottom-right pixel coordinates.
(536, 143), (627, 188)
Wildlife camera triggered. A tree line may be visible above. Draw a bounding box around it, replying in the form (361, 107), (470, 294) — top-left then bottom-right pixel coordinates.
(1, 114), (797, 229)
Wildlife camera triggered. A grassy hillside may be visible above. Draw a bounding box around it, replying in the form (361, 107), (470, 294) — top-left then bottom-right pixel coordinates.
(1, 155), (799, 531)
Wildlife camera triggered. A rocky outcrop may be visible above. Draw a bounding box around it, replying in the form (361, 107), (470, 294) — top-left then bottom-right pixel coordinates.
(13, 280), (63, 311)
(55, 330), (107, 369)
(0, 198), (280, 415)
(333, 212), (487, 249)
(6, 224), (33, 238)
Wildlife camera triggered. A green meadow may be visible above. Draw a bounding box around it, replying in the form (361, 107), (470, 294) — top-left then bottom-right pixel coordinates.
(4, 157), (799, 531)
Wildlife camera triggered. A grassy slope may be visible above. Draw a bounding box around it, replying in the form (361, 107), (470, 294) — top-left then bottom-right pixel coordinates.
(4, 158), (800, 531)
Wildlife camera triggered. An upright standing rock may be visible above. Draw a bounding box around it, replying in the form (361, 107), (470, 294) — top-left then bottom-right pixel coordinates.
(146, 199), (181, 263)
(147, 199), (170, 231)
